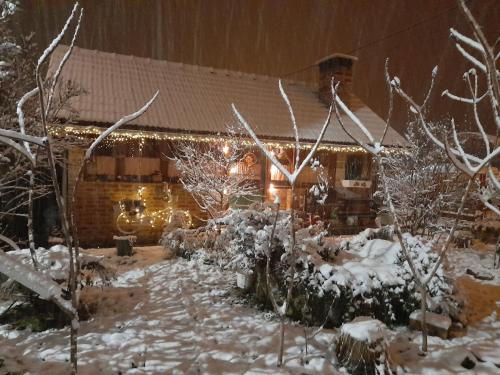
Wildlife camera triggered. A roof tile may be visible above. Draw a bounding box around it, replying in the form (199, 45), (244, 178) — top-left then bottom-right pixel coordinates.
(48, 45), (405, 146)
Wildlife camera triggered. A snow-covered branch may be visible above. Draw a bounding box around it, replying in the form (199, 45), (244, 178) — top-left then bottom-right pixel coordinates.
(16, 87), (39, 157)
(85, 91), (159, 160)
(170, 128), (258, 218)
(232, 82), (332, 186)
(391, 0), (499, 216)
(0, 129), (47, 147)
(0, 250), (76, 317)
(36, 2), (79, 69)
(46, 7), (84, 116)
(279, 80), (300, 169)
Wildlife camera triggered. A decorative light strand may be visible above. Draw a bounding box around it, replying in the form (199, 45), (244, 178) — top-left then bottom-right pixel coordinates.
(49, 124), (402, 153)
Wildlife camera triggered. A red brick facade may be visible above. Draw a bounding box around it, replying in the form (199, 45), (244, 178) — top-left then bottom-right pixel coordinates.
(66, 148), (204, 247)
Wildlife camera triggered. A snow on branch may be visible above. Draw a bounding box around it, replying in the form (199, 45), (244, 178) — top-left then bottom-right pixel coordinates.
(16, 87), (39, 158)
(442, 89), (487, 104)
(335, 92), (380, 153)
(232, 105), (293, 182)
(450, 27), (484, 52)
(454, 42), (487, 73)
(0, 250), (75, 316)
(279, 80), (300, 169)
(334, 93), (380, 156)
(0, 129), (47, 148)
(0, 136), (36, 165)
(84, 91), (159, 160)
(231, 81), (333, 186)
(36, 2), (79, 69)
(0, 234), (20, 251)
(46, 7), (84, 116)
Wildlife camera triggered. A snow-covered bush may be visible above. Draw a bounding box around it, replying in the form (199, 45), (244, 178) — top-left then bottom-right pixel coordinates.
(255, 228), (452, 327)
(169, 127), (259, 219)
(214, 206), (334, 273)
(161, 205), (335, 270)
(161, 227), (219, 261)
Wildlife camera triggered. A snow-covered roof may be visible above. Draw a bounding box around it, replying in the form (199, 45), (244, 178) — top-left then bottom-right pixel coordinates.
(48, 45), (406, 147)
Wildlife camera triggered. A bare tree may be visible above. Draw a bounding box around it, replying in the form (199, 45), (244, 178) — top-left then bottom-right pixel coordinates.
(170, 128), (259, 218)
(0, 1), (84, 253)
(333, 35), (498, 351)
(232, 79), (333, 367)
(397, 0), (499, 217)
(1, 2), (44, 253)
(0, 3), (159, 373)
(375, 120), (464, 236)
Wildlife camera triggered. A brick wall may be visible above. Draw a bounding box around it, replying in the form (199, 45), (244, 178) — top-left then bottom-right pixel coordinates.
(67, 148), (204, 247)
(318, 55), (364, 111)
(65, 147), (375, 246)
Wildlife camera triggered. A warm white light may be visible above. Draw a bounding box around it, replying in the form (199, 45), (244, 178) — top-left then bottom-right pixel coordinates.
(229, 165), (238, 174)
(222, 144), (230, 154)
(270, 164), (280, 180)
(269, 183), (276, 193)
(53, 124), (375, 153)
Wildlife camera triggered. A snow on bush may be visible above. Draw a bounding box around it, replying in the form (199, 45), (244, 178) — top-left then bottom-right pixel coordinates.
(162, 209), (452, 327)
(161, 205), (335, 269)
(2, 246), (114, 286)
(214, 206), (334, 272)
(290, 228), (452, 326)
(161, 227), (219, 261)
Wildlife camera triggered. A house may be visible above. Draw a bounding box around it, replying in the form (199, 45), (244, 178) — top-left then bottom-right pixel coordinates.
(48, 45), (405, 246)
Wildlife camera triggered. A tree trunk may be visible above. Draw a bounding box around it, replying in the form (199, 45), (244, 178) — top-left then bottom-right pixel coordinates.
(277, 183), (296, 367)
(277, 319), (285, 367)
(27, 169), (38, 270)
(420, 286), (428, 353)
(37, 73), (79, 374)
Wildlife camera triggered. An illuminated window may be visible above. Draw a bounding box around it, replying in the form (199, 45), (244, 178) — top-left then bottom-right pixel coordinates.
(345, 154), (369, 180)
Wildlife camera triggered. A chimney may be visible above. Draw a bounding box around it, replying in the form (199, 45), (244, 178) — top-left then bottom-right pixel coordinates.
(316, 53), (358, 109)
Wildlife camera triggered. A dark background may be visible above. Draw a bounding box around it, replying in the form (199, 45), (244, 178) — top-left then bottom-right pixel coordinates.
(10, 0), (499, 134)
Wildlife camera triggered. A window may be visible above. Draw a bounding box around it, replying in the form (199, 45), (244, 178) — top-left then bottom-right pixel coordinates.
(345, 154), (369, 180)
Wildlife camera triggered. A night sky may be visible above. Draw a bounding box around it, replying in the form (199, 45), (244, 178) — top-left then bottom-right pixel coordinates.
(11, 0), (499, 134)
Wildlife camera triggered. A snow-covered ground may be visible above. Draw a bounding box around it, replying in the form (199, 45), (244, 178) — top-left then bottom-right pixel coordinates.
(0, 247), (499, 374)
(447, 246), (499, 286)
(0, 257), (338, 374)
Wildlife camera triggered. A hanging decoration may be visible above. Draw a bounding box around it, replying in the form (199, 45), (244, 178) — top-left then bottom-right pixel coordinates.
(116, 184), (192, 234)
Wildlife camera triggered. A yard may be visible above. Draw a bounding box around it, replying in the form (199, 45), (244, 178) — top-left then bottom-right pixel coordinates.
(1, 242), (498, 375)
(1, 1), (499, 374)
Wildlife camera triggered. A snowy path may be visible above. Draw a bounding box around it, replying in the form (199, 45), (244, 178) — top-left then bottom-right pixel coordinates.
(0, 258), (338, 374)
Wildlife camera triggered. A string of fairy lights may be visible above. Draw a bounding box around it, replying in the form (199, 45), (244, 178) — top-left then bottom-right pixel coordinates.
(49, 124), (375, 153)
(53, 124), (403, 231)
